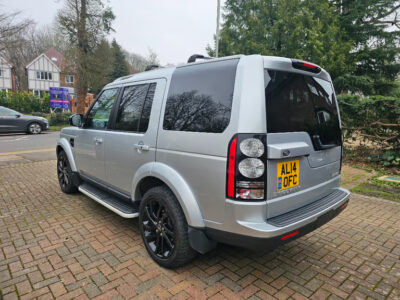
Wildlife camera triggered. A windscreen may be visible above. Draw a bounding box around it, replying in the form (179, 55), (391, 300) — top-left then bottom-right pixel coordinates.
(265, 70), (342, 149)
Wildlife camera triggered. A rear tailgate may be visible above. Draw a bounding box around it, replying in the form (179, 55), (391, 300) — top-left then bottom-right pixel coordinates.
(263, 59), (342, 218)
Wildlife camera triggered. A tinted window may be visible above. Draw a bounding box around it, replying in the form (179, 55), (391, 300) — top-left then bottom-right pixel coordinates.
(265, 70), (341, 149)
(115, 83), (156, 132)
(163, 59), (238, 133)
(85, 88), (118, 130)
(138, 83), (156, 132)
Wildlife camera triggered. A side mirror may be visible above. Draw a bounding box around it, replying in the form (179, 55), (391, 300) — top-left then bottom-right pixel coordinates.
(15, 114), (21, 118)
(69, 114), (83, 127)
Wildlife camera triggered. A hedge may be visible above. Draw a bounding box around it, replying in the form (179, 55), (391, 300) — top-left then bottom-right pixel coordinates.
(337, 94), (400, 149)
(0, 91), (50, 113)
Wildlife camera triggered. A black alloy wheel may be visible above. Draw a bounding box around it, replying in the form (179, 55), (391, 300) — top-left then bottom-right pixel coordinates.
(57, 151), (77, 194)
(142, 199), (175, 259)
(139, 186), (196, 268)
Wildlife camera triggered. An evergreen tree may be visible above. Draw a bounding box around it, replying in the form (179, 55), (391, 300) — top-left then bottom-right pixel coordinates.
(88, 39), (113, 94)
(110, 39), (129, 81)
(209, 0), (353, 80)
(332, 0), (400, 95)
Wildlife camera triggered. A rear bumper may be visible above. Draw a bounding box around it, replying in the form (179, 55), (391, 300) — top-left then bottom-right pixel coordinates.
(204, 188), (350, 250)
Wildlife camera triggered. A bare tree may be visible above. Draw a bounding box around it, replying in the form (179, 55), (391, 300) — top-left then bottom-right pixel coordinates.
(57, 0), (115, 114)
(124, 48), (161, 73)
(0, 10), (31, 52)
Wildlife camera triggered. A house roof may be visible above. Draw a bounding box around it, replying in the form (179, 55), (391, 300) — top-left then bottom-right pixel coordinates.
(0, 55), (13, 68)
(25, 53), (61, 72)
(25, 47), (75, 73)
(45, 47), (75, 73)
(45, 47), (67, 70)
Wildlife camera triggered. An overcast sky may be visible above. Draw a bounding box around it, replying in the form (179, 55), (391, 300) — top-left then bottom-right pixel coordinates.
(1, 0), (226, 65)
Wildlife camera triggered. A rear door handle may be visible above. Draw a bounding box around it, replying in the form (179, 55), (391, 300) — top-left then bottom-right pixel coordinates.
(267, 142), (311, 159)
(134, 143), (150, 151)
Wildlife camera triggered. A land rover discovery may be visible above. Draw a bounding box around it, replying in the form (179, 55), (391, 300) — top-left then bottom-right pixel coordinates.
(56, 54), (350, 268)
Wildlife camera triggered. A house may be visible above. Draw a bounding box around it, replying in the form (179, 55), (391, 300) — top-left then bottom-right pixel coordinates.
(0, 55), (16, 92)
(25, 47), (76, 98)
(70, 93), (95, 114)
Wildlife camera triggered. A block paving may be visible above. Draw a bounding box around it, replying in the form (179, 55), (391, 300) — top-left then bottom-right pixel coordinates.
(0, 160), (399, 299)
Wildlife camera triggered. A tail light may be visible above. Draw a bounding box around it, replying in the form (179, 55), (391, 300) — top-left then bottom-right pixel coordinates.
(292, 59), (321, 73)
(226, 134), (267, 201)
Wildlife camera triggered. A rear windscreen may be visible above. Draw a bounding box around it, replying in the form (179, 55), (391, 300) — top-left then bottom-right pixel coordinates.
(265, 70), (341, 149)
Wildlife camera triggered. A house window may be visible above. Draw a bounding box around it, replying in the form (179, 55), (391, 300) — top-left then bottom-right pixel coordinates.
(36, 71), (53, 80)
(0, 69), (3, 77)
(33, 90), (48, 99)
(65, 75), (74, 83)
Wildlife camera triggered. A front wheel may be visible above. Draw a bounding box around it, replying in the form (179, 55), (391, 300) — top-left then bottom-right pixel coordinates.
(139, 186), (197, 268)
(27, 122), (42, 134)
(57, 151), (78, 194)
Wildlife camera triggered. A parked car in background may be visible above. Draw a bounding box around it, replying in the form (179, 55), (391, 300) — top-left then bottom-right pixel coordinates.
(0, 106), (49, 134)
(56, 54), (350, 268)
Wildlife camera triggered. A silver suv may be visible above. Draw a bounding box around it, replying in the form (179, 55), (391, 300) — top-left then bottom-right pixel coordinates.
(57, 55), (350, 268)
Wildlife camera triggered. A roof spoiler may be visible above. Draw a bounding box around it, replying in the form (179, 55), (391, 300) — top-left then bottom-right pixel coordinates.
(187, 54), (213, 63)
(145, 65), (161, 71)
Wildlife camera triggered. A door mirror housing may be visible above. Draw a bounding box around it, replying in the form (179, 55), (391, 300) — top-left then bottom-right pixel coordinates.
(69, 114), (83, 127)
(15, 114), (21, 118)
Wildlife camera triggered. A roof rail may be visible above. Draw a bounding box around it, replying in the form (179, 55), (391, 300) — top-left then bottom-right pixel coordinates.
(187, 54), (213, 63)
(113, 74), (134, 82)
(145, 64), (160, 71)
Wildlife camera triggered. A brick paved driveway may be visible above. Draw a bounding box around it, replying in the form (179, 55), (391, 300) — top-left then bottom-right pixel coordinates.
(0, 161), (399, 300)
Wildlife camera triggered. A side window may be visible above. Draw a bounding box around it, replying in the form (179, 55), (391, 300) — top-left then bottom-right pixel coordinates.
(85, 88), (118, 130)
(0, 107), (17, 116)
(139, 83), (156, 132)
(115, 83), (156, 132)
(163, 59), (238, 133)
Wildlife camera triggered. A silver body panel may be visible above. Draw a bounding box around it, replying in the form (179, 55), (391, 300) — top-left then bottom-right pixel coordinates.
(103, 78), (167, 193)
(58, 54), (349, 241)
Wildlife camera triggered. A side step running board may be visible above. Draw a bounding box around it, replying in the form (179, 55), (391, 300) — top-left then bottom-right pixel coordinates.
(79, 182), (139, 218)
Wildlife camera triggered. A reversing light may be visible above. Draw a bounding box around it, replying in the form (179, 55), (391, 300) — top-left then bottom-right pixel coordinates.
(240, 138), (264, 158)
(238, 158), (265, 178)
(236, 188), (264, 200)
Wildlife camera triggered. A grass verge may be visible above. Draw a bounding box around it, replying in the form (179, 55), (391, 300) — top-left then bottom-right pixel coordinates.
(351, 182), (400, 202)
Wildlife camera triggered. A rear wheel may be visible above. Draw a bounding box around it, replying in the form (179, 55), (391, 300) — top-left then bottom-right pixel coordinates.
(27, 122), (42, 134)
(139, 186), (196, 268)
(57, 151), (77, 194)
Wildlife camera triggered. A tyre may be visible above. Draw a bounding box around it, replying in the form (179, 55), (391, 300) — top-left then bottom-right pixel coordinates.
(57, 151), (78, 194)
(27, 122), (42, 134)
(139, 186), (197, 268)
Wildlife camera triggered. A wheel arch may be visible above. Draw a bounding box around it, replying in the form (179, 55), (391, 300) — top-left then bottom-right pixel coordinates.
(132, 162), (205, 228)
(57, 138), (77, 172)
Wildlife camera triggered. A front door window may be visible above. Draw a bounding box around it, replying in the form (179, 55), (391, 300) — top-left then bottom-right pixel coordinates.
(85, 88), (118, 130)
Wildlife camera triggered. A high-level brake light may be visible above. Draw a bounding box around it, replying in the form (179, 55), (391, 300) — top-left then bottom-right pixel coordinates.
(292, 59), (321, 73)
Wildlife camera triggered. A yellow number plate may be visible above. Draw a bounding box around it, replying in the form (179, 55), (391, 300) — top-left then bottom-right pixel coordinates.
(277, 160), (299, 191)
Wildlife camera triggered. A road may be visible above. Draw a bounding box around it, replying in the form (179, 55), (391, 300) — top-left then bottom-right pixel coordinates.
(0, 131), (59, 165)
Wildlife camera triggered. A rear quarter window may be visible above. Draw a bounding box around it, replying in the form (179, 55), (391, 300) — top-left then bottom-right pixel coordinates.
(163, 59), (239, 133)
